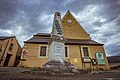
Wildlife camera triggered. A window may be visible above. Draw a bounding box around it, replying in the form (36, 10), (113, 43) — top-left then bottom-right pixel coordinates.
(83, 47), (89, 56)
(11, 38), (13, 41)
(9, 43), (14, 51)
(40, 46), (47, 56)
(65, 47), (68, 57)
(67, 19), (72, 23)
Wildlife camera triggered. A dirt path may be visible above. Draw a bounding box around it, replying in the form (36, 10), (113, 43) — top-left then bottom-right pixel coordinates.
(0, 67), (120, 80)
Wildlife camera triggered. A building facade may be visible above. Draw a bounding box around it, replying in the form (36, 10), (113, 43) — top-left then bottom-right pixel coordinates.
(0, 36), (21, 67)
(20, 11), (110, 70)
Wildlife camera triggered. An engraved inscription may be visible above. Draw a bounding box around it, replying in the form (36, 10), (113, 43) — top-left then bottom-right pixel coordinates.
(54, 43), (64, 59)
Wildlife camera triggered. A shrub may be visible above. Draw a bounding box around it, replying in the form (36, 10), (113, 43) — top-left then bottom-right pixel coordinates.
(31, 67), (38, 71)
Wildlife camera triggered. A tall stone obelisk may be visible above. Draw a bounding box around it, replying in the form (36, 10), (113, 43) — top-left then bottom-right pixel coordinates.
(43, 12), (74, 71)
(49, 12), (65, 62)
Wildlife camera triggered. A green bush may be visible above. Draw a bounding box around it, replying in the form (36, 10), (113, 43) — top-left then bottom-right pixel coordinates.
(31, 67), (38, 71)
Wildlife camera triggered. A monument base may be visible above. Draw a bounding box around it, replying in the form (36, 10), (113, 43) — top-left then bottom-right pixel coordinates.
(43, 60), (74, 73)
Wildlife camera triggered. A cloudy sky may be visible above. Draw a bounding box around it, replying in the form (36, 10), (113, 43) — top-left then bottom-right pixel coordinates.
(0, 0), (120, 56)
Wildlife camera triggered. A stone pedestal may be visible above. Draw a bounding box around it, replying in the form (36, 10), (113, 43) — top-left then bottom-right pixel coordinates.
(43, 60), (74, 72)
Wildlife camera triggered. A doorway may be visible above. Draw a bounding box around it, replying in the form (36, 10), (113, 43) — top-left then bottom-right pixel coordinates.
(3, 53), (12, 66)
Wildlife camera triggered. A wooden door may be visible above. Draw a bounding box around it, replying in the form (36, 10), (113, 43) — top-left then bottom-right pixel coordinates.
(3, 54), (11, 66)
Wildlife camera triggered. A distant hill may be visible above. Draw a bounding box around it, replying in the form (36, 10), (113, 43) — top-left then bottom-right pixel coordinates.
(107, 56), (120, 63)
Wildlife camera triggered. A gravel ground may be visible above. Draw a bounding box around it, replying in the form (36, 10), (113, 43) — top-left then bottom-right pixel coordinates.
(0, 67), (120, 80)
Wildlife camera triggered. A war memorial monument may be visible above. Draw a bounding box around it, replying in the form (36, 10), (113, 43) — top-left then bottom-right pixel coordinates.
(43, 12), (74, 72)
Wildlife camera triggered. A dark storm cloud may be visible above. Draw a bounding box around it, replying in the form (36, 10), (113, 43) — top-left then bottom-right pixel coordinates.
(77, 0), (120, 56)
(88, 29), (99, 34)
(96, 0), (120, 24)
(106, 44), (120, 56)
(0, 0), (17, 28)
(102, 32), (116, 37)
(93, 21), (105, 27)
(0, 0), (120, 56)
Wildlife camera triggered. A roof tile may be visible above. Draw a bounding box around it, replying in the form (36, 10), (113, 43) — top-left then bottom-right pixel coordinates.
(25, 37), (103, 45)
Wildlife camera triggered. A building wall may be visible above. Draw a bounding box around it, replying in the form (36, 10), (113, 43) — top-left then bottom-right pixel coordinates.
(88, 45), (110, 70)
(66, 45), (83, 69)
(0, 37), (21, 67)
(66, 45), (110, 70)
(21, 43), (110, 70)
(0, 39), (10, 65)
(8, 38), (20, 66)
(21, 43), (48, 67)
(62, 11), (90, 39)
(0, 39), (8, 62)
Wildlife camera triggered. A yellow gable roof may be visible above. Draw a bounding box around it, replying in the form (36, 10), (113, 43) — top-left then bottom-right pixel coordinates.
(62, 10), (90, 39)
